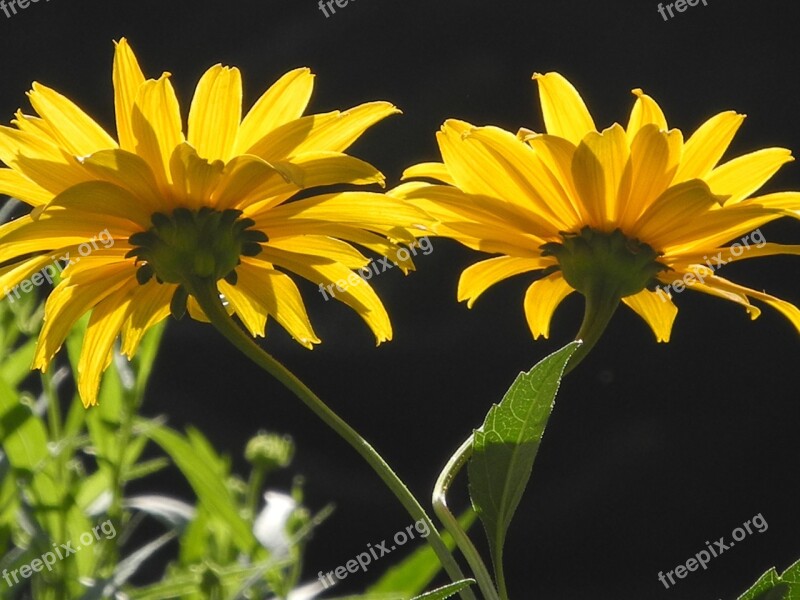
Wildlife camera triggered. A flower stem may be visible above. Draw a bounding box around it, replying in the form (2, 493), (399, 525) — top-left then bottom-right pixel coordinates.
(564, 286), (621, 375)
(433, 434), (500, 600)
(187, 279), (476, 600)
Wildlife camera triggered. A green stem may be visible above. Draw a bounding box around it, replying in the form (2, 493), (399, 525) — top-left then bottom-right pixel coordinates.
(186, 279), (476, 600)
(433, 434), (500, 600)
(245, 466), (267, 520)
(41, 369), (67, 600)
(564, 287), (621, 375)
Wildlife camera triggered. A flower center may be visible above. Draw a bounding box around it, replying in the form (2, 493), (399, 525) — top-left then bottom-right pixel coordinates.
(540, 227), (667, 298)
(127, 207), (267, 318)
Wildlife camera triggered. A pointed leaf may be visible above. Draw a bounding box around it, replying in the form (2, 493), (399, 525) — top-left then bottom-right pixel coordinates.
(468, 341), (580, 583)
(411, 579), (475, 600)
(737, 559), (800, 600)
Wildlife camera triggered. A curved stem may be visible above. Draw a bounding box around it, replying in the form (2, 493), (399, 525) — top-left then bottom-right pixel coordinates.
(564, 287), (620, 375)
(186, 279), (476, 600)
(433, 434), (501, 600)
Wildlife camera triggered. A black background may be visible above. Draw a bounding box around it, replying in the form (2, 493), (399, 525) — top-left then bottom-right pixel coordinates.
(1, 0), (799, 598)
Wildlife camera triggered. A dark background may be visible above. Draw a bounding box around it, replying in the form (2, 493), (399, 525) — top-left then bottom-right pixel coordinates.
(2, 0), (799, 598)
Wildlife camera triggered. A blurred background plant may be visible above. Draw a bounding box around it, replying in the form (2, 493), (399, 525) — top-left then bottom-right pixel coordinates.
(0, 198), (326, 599)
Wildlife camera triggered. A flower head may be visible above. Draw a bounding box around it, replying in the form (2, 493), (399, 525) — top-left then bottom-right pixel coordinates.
(394, 72), (800, 355)
(0, 39), (422, 406)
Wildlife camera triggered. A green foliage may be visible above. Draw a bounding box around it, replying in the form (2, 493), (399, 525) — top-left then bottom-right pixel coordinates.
(368, 510), (476, 599)
(468, 342), (580, 597)
(0, 293), (316, 599)
(737, 559), (800, 600)
(411, 579), (476, 600)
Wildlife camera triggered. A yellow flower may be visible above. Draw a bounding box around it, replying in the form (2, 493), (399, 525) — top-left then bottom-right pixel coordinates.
(0, 39), (422, 406)
(393, 72), (800, 352)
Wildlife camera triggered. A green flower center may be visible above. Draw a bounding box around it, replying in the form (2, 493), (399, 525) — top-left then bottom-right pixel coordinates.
(540, 227), (667, 298)
(127, 207), (267, 318)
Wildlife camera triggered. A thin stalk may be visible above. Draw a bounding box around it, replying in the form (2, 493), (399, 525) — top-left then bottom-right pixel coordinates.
(433, 434), (500, 600)
(187, 279), (476, 600)
(41, 369), (67, 600)
(564, 287), (621, 375)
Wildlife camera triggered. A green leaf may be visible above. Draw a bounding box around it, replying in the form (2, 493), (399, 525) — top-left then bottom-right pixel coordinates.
(131, 321), (166, 402)
(737, 559), (800, 600)
(467, 341), (580, 588)
(368, 510), (476, 598)
(0, 336), (37, 388)
(0, 382), (49, 471)
(0, 379), (61, 534)
(147, 426), (257, 554)
(411, 579), (475, 600)
(123, 457), (170, 482)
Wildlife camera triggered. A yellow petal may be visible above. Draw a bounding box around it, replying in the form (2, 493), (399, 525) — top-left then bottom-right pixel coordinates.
(0, 168), (52, 206)
(254, 249), (391, 344)
(631, 180), (719, 249)
(621, 289), (678, 342)
(0, 253), (64, 298)
(526, 134), (590, 224)
(434, 121), (565, 236)
(12, 111), (60, 145)
(253, 220), (424, 273)
(131, 75), (185, 191)
(663, 267), (760, 320)
(218, 278), (268, 338)
(618, 125), (682, 230)
(571, 124), (630, 228)
(77, 279), (138, 406)
(212, 154), (291, 211)
(79, 149), (163, 213)
(401, 162), (455, 185)
(390, 182), (548, 257)
(533, 72), (596, 145)
(168, 143), (225, 208)
(523, 273), (574, 339)
(660, 205), (785, 254)
(120, 281), (174, 357)
(739, 191), (800, 219)
(27, 82), (118, 156)
(235, 260), (321, 347)
(113, 38), (146, 151)
(669, 242), (800, 266)
(673, 111), (744, 182)
(458, 256), (552, 308)
(33, 264), (132, 371)
(44, 180), (153, 228)
(705, 148), (794, 206)
(253, 191), (427, 235)
(696, 274), (800, 333)
(465, 126), (580, 229)
(188, 65), (242, 162)
(0, 211), (132, 264)
(235, 67), (315, 154)
(289, 101), (400, 156)
(246, 102), (399, 161)
(626, 89), (668, 140)
(266, 235), (370, 269)
(0, 125), (90, 194)
(285, 151), (385, 188)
